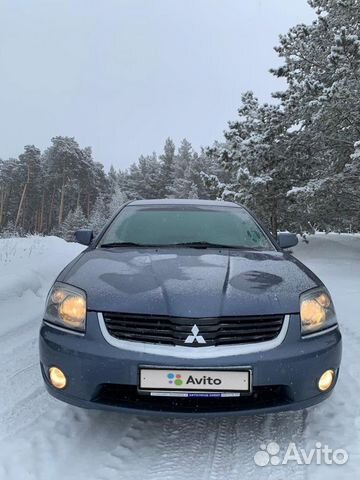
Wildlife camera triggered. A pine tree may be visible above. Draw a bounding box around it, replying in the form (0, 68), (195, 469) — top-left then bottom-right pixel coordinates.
(14, 145), (42, 231)
(108, 185), (127, 217)
(188, 182), (199, 199)
(271, 0), (360, 231)
(60, 206), (88, 242)
(159, 138), (176, 197)
(206, 92), (292, 234)
(170, 139), (194, 198)
(88, 195), (109, 235)
(126, 154), (161, 199)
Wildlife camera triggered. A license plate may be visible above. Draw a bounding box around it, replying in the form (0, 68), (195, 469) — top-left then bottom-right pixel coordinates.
(139, 368), (251, 393)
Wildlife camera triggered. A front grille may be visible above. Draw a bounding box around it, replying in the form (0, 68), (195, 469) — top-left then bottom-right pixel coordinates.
(102, 312), (284, 347)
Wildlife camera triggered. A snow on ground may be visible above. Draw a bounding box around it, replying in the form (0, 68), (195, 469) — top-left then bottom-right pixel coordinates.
(0, 234), (359, 480)
(0, 236), (84, 336)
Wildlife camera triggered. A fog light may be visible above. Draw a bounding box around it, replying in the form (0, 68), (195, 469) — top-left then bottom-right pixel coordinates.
(318, 369), (335, 392)
(49, 366), (67, 389)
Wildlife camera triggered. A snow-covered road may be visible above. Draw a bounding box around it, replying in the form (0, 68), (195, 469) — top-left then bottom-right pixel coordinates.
(0, 234), (359, 480)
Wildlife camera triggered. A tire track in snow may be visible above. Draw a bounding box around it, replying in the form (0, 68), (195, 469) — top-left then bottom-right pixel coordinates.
(0, 326), (40, 416)
(146, 416), (219, 480)
(205, 417), (239, 480)
(0, 315), (39, 356)
(0, 387), (49, 440)
(3, 403), (306, 480)
(144, 411), (308, 480)
(86, 409), (309, 480)
(0, 315), (46, 443)
(34, 409), (137, 480)
(89, 416), (223, 480)
(242, 410), (308, 480)
(88, 416), (160, 480)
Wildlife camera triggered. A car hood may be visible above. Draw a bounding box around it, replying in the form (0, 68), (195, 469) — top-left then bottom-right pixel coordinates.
(58, 248), (320, 317)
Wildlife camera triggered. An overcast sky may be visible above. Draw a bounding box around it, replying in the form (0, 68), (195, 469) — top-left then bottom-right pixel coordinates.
(0, 0), (315, 170)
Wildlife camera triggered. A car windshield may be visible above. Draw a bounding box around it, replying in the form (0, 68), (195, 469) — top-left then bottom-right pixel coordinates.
(99, 205), (274, 250)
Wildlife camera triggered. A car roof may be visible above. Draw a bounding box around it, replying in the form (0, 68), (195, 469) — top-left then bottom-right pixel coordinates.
(127, 199), (241, 208)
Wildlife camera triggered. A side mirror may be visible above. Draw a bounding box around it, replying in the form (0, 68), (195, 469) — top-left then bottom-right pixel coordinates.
(277, 232), (298, 249)
(75, 229), (94, 246)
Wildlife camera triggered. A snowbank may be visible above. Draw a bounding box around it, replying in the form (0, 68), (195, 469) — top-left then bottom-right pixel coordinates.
(0, 236), (84, 336)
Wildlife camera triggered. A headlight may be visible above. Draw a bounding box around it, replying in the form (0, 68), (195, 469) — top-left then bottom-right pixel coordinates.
(300, 287), (337, 335)
(44, 282), (87, 332)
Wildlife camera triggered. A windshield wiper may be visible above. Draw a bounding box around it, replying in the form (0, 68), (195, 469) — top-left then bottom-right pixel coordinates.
(100, 241), (259, 250)
(172, 242), (255, 249)
(100, 242), (150, 248)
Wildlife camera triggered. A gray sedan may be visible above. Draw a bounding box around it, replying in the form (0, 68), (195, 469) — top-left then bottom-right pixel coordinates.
(39, 199), (342, 415)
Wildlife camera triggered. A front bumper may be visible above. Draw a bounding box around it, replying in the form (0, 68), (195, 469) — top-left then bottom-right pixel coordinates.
(39, 312), (342, 416)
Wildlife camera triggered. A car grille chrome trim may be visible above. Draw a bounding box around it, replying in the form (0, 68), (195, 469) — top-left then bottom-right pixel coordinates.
(98, 313), (290, 359)
(102, 312), (285, 347)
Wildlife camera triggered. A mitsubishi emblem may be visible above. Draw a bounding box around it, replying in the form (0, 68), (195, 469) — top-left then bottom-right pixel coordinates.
(184, 324), (206, 344)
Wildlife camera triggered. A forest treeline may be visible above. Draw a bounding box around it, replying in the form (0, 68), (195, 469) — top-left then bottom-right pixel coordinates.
(1, 0), (359, 239)
(0, 137), (227, 239)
